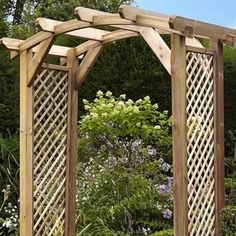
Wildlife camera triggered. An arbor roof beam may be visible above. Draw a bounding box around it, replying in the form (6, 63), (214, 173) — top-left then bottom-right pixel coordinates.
(169, 15), (236, 45)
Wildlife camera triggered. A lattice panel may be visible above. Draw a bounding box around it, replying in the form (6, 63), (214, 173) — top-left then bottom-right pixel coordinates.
(33, 67), (69, 235)
(186, 51), (215, 236)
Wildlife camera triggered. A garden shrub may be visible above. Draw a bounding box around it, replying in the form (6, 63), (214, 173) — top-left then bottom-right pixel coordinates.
(76, 91), (173, 235)
(220, 206), (236, 236)
(151, 229), (173, 236)
(0, 136), (19, 235)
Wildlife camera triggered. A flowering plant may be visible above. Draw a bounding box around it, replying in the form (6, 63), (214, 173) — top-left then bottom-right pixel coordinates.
(76, 91), (173, 235)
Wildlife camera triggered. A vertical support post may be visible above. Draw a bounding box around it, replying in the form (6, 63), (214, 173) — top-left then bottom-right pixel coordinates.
(20, 50), (33, 236)
(65, 49), (79, 236)
(211, 39), (225, 235)
(171, 33), (188, 236)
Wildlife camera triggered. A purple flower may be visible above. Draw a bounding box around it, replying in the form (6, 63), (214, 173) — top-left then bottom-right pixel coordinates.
(160, 162), (171, 172)
(147, 145), (157, 156)
(155, 184), (170, 195)
(162, 208), (172, 219)
(107, 156), (117, 169)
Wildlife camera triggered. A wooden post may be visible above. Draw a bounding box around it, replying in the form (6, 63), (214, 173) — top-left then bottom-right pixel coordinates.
(171, 33), (188, 236)
(19, 50), (34, 236)
(65, 49), (79, 236)
(210, 39), (225, 236)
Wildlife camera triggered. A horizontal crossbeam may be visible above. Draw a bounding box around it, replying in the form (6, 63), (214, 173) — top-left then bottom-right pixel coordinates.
(169, 15), (236, 45)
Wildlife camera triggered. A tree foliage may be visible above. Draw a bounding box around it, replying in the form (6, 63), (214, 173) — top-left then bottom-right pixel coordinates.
(77, 92), (173, 235)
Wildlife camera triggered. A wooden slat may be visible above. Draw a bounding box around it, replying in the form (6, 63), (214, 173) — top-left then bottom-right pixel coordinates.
(1, 37), (72, 58)
(19, 31), (53, 52)
(140, 28), (171, 74)
(28, 36), (54, 87)
(169, 15), (236, 43)
(54, 19), (91, 35)
(93, 14), (134, 25)
(119, 4), (169, 21)
(42, 63), (68, 71)
(186, 45), (214, 55)
(65, 48), (79, 236)
(19, 50), (33, 236)
(76, 45), (103, 87)
(102, 29), (139, 44)
(74, 7), (168, 35)
(75, 41), (102, 56)
(211, 39), (225, 236)
(74, 7), (111, 22)
(36, 18), (110, 40)
(171, 33), (188, 236)
(136, 14), (171, 31)
(0, 37), (20, 50)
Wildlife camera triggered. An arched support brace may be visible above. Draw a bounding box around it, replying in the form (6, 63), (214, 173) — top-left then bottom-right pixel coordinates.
(140, 28), (171, 75)
(76, 45), (103, 87)
(27, 36), (54, 87)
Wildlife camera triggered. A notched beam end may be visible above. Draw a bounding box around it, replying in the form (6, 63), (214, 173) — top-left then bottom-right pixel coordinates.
(0, 37), (21, 50)
(118, 4), (130, 18)
(169, 15), (177, 30)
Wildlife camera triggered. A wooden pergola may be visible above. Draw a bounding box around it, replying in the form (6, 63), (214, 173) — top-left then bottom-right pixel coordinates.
(1, 4), (234, 236)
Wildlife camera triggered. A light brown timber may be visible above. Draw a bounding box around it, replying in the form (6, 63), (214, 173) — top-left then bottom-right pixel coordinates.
(170, 16), (236, 44)
(65, 49), (79, 236)
(118, 4), (169, 21)
(76, 45), (103, 87)
(19, 31), (53, 52)
(171, 33), (188, 236)
(93, 14), (134, 25)
(210, 38), (225, 236)
(140, 28), (171, 74)
(27, 36), (54, 87)
(36, 17), (109, 40)
(20, 50), (34, 236)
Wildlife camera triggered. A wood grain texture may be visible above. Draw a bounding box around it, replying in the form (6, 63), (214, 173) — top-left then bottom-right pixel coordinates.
(65, 49), (79, 236)
(210, 38), (225, 236)
(140, 28), (171, 74)
(27, 36), (54, 87)
(76, 45), (103, 87)
(171, 33), (188, 236)
(20, 50), (34, 236)
(170, 15), (236, 44)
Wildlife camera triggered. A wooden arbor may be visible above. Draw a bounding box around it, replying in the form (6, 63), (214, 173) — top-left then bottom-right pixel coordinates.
(1, 4), (234, 236)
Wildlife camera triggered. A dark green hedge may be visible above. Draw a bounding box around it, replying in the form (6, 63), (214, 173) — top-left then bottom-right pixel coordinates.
(220, 206), (236, 236)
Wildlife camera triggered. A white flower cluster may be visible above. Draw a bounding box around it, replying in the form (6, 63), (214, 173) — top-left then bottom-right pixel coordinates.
(0, 202), (18, 232)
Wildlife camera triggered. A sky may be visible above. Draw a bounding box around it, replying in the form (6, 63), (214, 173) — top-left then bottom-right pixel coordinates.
(135, 0), (236, 29)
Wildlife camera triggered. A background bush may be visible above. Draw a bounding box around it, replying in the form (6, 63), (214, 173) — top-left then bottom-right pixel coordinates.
(76, 92), (173, 235)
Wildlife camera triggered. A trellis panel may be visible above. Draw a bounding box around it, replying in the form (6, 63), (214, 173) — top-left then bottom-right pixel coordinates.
(33, 66), (69, 235)
(186, 49), (215, 236)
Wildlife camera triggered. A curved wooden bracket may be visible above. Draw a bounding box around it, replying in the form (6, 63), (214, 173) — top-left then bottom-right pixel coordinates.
(76, 45), (103, 87)
(140, 28), (171, 75)
(27, 36), (54, 87)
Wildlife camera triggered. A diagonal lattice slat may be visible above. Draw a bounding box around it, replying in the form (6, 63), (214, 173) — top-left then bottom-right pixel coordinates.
(33, 67), (69, 236)
(186, 51), (215, 236)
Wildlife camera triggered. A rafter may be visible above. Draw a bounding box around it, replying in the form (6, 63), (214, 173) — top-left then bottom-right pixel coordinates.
(54, 19), (91, 35)
(36, 18), (109, 40)
(0, 38), (73, 58)
(92, 14), (134, 25)
(19, 32), (53, 52)
(119, 4), (169, 21)
(102, 30), (139, 44)
(74, 7), (168, 35)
